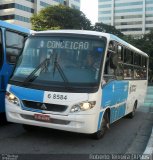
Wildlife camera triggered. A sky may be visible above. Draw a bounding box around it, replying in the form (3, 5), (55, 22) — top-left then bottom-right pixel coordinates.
(80, 0), (98, 25)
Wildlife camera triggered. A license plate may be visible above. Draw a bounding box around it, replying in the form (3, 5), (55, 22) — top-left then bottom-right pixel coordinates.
(34, 114), (50, 122)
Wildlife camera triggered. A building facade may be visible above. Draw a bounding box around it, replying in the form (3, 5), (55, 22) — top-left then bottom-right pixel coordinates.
(0, 0), (80, 29)
(98, 0), (153, 36)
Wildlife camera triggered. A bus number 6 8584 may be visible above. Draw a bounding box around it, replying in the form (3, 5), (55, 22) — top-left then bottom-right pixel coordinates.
(48, 94), (67, 100)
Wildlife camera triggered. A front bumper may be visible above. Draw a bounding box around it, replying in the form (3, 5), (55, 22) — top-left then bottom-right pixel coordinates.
(6, 100), (99, 134)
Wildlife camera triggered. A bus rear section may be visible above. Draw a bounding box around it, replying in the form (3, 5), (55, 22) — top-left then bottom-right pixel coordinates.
(0, 20), (29, 122)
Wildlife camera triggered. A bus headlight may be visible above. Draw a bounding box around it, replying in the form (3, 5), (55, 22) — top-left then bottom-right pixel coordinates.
(6, 92), (20, 107)
(70, 101), (96, 113)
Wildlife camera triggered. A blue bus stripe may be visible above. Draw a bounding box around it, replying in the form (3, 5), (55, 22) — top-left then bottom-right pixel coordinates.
(10, 85), (44, 102)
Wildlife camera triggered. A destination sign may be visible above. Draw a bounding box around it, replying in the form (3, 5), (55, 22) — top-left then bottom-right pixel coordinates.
(47, 40), (89, 50)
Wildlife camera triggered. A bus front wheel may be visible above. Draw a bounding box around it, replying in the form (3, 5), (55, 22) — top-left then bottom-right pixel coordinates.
(92, 113), (109, 139)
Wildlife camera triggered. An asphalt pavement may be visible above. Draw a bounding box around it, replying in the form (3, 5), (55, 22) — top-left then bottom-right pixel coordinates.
(0, 110), (153, 159)
(0, 86), (152, 160)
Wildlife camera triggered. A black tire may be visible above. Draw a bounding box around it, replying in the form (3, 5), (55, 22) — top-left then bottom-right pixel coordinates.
(92, 113), (109, 140)
(22, 124), (37, 132)
(127, 102), (137, 119)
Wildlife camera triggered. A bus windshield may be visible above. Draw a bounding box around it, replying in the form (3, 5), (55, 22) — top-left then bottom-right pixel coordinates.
(11, 35), (106, 89)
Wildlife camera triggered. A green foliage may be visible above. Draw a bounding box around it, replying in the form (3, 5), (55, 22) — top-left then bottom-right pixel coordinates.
(141, 30), (153, 54)
(92, 22), (124, 38)
(31, 5), (91, 31)
(142, 30), (153, 75)
(123, 30), (153, 57)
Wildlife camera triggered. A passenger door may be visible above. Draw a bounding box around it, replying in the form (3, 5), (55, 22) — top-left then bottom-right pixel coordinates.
(102, 41), (118, 122)
(102, 42), (128, 123)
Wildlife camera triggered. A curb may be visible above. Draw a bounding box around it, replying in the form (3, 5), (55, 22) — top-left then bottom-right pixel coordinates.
(142, 128), (153, 160)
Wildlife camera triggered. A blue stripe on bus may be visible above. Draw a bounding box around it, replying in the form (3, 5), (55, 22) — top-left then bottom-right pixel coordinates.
(10, 85), (44, 102)
(110, 104), (126, 123)
(101, 80), (129, 123)
(97, 111), (104, 130)
(101, 81), (129, 108)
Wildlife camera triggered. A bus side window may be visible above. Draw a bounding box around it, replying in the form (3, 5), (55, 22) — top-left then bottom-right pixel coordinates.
(124, 48), (133, 64)
(104, 41), (117, 82)
(0, 29), (3, 69)
(6, 30), (25, 64)
(109, 41), (118, 72)
(116, 45), (124, 79)
(134, 53), (140, 65)
(118, 45), (123, 63)
(142, 56), (147, 68)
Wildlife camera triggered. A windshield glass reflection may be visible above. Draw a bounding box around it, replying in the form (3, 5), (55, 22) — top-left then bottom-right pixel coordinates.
(11, 36), (106, 88)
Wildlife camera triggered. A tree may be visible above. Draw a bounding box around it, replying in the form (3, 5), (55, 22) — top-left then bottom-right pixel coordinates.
(141, 30), (153, 77)
(92, 22), (124, 38)
(141, 30), (153, 54)
(31, 5), (91, 31)
(124, 30), (153, 56)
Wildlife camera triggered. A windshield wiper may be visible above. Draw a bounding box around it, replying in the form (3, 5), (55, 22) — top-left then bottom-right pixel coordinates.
(22, 57), (49, 86)
(53, 54), (73, 90)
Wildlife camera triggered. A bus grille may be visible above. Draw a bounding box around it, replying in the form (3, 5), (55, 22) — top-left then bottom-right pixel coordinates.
(22, 100), (68, 112)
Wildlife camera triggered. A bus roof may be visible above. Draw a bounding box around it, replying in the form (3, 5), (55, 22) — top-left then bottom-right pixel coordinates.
(32, 30), (148, 57)
(0, 20), (30, 34)
(109, 34), (148, 57)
